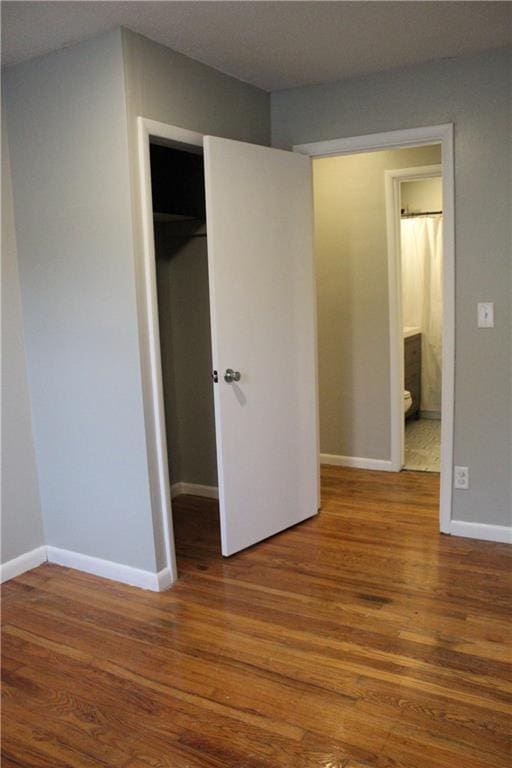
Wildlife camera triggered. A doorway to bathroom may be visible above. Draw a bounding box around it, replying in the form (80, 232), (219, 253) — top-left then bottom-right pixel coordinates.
(397, 170), (443, 473)
(310, 147), (442, 470)
(296, 124), (454, 533)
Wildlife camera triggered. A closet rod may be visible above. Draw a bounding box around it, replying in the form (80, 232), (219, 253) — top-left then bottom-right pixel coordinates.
(164, 233), (207, 238)
(401, 210), (442, 218)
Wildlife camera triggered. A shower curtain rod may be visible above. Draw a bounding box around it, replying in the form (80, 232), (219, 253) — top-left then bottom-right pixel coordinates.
(401, 210), (443, 218)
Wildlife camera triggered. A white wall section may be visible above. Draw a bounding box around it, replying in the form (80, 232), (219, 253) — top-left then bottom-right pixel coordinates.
(401, 177), (442, 213)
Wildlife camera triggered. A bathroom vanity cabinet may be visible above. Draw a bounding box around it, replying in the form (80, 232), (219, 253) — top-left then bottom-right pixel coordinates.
(404, 332), (421, 419)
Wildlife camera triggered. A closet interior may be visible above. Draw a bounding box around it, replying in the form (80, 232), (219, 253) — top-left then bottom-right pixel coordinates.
(150, 142), (220, 567)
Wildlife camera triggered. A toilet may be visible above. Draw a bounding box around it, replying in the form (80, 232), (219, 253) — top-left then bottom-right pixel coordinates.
(404, 390), (413, 415)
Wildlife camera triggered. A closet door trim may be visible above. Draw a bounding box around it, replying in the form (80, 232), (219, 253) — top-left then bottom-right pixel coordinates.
(137, 117), (205, 586)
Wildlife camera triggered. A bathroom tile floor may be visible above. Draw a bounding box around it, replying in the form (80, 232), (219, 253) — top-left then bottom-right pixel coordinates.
(404, 417), (441, 472)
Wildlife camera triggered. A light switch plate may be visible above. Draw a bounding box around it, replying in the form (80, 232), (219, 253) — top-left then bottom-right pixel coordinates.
(478, 302), (494, 328)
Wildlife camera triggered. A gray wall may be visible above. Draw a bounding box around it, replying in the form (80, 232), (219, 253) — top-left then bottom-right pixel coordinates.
(4, 30), (159, 571)
(155, 225), (217, 487)
(1, 113), (45, 563)
(313, 146), (441, 461)
(122, 29), (270, 144)
(272, 46), (512, 527)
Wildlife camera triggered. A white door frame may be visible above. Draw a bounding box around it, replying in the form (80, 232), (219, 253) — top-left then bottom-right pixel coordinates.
(385, 163), (442, 473)
(294, 124), (454, 534)
(137, 117), (205, 585)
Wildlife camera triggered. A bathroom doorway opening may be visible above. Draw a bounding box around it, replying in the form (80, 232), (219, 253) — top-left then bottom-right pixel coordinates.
(295, 125), (454, 533)
(396, 170), (443, 473)
(310, 147), (441, 469)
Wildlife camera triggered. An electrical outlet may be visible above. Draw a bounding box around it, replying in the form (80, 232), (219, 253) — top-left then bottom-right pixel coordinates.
(454, 466), (469, 490)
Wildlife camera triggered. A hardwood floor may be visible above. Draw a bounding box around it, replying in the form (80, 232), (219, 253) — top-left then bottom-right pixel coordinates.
(2, 466), (511, 767)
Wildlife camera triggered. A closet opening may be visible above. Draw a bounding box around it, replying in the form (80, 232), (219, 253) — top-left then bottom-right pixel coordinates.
(150, 142), (221, 574)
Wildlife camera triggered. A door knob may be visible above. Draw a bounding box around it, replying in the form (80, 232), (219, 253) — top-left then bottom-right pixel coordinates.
(224, 368), (241, 383)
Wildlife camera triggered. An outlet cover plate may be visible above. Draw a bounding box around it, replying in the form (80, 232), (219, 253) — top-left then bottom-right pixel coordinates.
(454, 465), (469, 490)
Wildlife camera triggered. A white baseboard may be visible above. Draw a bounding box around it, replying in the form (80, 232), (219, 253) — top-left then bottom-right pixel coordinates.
(449, 520), (512, 544)
(3, 521), (507, 595)
(0, 545), (47, 584)
(171, 482), (219, 499)
(46, 546), (173, 591)
(320, 453), (394, 472)
(156, 566), (174, 590)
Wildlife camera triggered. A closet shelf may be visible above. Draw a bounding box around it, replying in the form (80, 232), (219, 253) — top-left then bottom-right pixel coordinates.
(153, 212), (199, 222)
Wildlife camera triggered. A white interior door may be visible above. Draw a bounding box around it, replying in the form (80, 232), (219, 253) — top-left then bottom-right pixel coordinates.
(204, 136), (319, 556)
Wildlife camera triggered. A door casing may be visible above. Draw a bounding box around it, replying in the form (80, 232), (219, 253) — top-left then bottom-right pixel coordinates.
(137, 118), (205, 585)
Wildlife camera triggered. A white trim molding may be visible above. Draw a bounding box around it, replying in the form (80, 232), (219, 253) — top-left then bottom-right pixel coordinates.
(171, 482), (219, 499)
(320, 454), (393, 472)
(46, 547), (173, 591)
(295, 124), (455, 536)
(0, 545), (47, 583)
(449, 521), (512, 545)
(137, 118), (206, 588)
(294, 124), (452, 158)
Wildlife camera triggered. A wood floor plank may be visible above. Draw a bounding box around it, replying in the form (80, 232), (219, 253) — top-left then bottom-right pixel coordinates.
(2, 466), (511, 767)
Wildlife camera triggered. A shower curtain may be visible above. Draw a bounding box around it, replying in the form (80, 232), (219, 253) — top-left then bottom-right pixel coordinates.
(401, 216), (443, 416)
